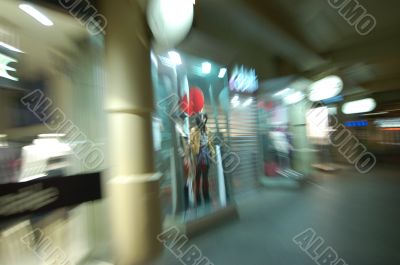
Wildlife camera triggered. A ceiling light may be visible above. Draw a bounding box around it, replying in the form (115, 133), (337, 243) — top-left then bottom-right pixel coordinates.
(38, 134), (66, 138)
(218, 68), (227, 78)
(0, 41), (24, 53)
(274, 88), (291, 98)
(362, 112), (388, 116)
(19, 4), (54, 27)
(168, 51), (182, 65)
(242, 98), (253, 107)
(202, 62), (211, 74)
(283, 91), (305, 105)
(309, 75), (343, 102)
(342, 98), (376, 114)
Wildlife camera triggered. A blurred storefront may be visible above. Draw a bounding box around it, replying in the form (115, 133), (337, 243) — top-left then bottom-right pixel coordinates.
(0, 0), (107, 264)
(257, 77), (316, 181)
(226, 66), (261, 197)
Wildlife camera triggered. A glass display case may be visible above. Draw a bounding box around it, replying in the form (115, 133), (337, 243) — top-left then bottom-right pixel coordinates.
(151, 50), (232, 221)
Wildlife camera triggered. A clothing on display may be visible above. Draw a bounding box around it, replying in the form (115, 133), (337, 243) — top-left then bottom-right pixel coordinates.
(190, 113), (215, 205)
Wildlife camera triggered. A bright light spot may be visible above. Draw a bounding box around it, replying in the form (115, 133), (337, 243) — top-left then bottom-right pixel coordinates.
(328, 107), (337, 115)
(283, 91), (304, 105)
(242, 98), (253, 107)
(0, 52), (19, 81)
(362, 112), (388, 116)
(375, 118), (400, 128)
(19, 4), (54, 26)
(231, 94), (240, 107)
(0, 41), (24, 53)
(309, 75), (343, 102)
(229, 66), (258, 93)
(168, 51), (182, 65)
(218, 68), (227, 78)
(202, 62), (211, 74)
(274, 88), (291, 98)
(231, 95), (239, 103)
(19, 174), (47, 182)
(342, 98), (376, 114)
(151, 51), (158, 68)
(307, 107), (329, 139)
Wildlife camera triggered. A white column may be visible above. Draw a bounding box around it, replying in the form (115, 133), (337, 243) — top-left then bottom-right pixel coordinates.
(101, 0), (162, 264)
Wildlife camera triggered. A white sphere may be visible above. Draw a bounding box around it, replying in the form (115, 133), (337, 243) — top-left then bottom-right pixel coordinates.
(147, 0), (194, 49)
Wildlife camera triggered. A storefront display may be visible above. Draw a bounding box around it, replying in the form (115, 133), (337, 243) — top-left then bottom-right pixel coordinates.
(151, 50), (232, 221)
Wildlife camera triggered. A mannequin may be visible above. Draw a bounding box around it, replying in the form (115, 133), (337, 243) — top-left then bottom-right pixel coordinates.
(190, 113), (214, 205)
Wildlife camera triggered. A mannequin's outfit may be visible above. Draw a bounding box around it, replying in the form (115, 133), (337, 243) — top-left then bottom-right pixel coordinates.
(190, 127), (214, 205)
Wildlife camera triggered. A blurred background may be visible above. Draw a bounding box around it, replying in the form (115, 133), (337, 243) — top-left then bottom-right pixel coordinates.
(0, 0), (400, 264)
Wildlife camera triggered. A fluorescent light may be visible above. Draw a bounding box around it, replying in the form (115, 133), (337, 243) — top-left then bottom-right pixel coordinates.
(309, 75), (343, 102)
(19, 4), (54, 27)
(362, 112), (388, 116)
(38, 134), (66, 138)
(242, 98), (253, 107)
(202, 62), (211, 74)
(218, 68), (227, 78)
(274, 88), (291, 98)
(342, 98), (376, 114)
(0, 41), (24, 53)
(168, 51), (182, 65)
(283, 91), (305, 105)
(231, 95), (239, 103)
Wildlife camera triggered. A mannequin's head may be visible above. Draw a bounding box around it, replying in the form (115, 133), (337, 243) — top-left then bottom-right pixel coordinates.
(196, 113), (208, 130)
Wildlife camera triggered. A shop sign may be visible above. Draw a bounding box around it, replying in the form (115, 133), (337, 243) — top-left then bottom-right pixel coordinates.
(0, 52), (18, 81)
(229, 65), (258, 93)
(0, 172), (102, 221)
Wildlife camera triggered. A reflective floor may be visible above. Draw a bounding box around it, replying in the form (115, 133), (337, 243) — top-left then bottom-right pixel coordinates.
(155, 164), (400, 265)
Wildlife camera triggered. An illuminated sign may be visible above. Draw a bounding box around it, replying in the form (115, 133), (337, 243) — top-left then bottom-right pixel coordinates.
(375, 118), (400, 128)
(342, 98), (376, 114)
(229, 66), (258, 93)
(0, 52), (18, 81)
(345, 121), (368, 127)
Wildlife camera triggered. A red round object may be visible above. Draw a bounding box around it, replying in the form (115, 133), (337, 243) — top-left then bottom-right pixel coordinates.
(181, 87), (205, 116)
